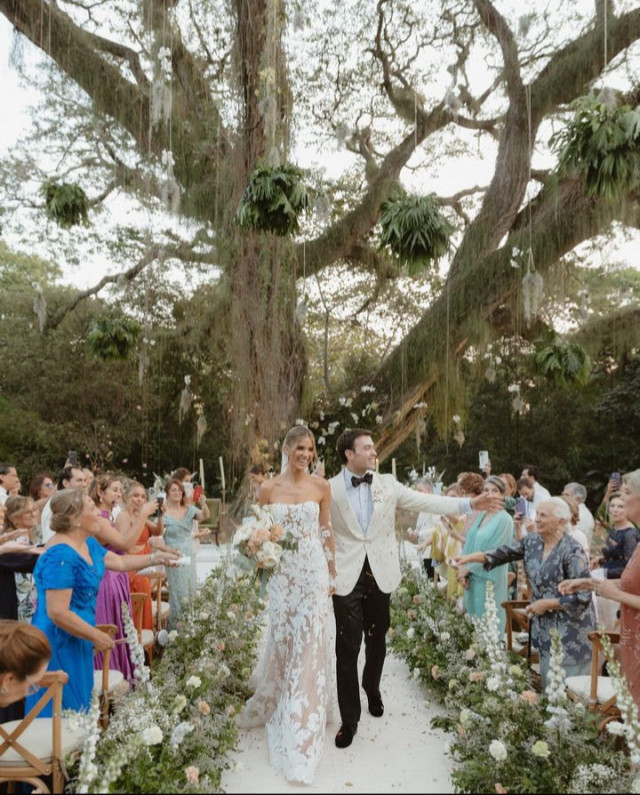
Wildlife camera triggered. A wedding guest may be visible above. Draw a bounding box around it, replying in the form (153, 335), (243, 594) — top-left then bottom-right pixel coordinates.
(26, 488), (177, 714)
(91, 473), (138, 680)
(560, 470), (640, 707)
(0, 620), (51, 725)
(115, 480), (165, 631)
(559, 494), (590, 556)
(4, 496), (40, 622)
(407, 478), (440, 578)
(0, 463), (20, 505)
(249, 464), (267, 501)
(521, 464), (551, 506)
(28, 472), (57, 527)
(562, 482), (595, 549)
(458, 497), (595, 687)
(41, 465), (88, 543)
(590, 492), (639, 579)
(455, 476), (514, 633)
(162, 478), (210, 628)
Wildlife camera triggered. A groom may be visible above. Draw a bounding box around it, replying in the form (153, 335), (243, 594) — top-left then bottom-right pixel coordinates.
(329, 428), (503, 748)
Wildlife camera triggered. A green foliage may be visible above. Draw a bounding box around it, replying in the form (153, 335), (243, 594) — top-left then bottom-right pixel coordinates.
(532, 336), (591, 387)
(42, 180), (89, 228)
(378, 193), (454, 274)
(235, 162), (310, 236)
(86, 315), (141, 362)
(390, 566), (634, 794)
(550, 95), (640, 200)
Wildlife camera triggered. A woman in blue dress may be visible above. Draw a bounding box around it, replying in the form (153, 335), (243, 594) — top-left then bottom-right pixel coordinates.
(26, 488), (177, 714)
(161, 478), (210, 629)
(455, 476), (514, 633)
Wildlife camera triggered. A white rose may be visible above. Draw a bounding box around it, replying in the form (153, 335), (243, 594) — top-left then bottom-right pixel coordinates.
(406, 628), (415, 639)
(440, 632), (450, 642)
(233, 524), (254, 545)
(489, 739), (507, 762)
(255, 541), (283, 569)
(168, 630), (178, 642)
(606, 721), (626, 736)
(219, 663), (231, 679)
(486, 676), (501, 692)
(142, 725), (163, 745)
(186, 675), (202, 689)
(459, 708), (470, 726)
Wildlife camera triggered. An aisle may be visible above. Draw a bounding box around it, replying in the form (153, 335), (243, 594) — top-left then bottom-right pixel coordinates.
(220, 651), (453, 794)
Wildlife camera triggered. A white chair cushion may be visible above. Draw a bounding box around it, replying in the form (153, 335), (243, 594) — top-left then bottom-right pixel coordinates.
(0, 718), (85, 766)
(151, 602), (170, 617)
(140, 629), (155, 647)
(93, 669), (125, 693)
(565, 674), (617, 704)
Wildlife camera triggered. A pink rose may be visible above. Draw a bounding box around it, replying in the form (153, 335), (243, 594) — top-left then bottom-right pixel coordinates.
(495, 784), (507, 794)
(216, 641), (225, 651)
(413, 594), (422, 604)
(431, 665), (440, 680)
(198, 701), (211, 716)
(519, 690), (538, 704)
(185, 766), (199, 784)
(226, 704), (236, 715)
(407, 609), (417, 620)
(270, 523), (285, 542)
(469, 671), (485, 682)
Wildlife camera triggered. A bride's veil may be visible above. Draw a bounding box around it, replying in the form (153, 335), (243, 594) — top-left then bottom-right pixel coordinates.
(280, 446), (289, 474)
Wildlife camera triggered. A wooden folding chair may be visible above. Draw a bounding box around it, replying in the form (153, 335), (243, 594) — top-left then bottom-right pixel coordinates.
(565, 631), (621, 716)
(93, 623), (125, 729)
(148, 570), (170, 632)
(130, 592), (155, 666)
(198, 498), (221, 545)
(0, 671), (84, 794)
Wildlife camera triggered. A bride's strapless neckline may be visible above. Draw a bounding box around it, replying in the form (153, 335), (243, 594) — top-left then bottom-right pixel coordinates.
(267, 500), (318, 508)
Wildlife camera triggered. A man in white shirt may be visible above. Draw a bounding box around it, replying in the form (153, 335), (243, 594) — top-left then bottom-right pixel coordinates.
(521, 465), (551, 509)
(407, 478), (440, 577)
(0, 463), (20, 505)
(562, 482), (595, 549)
(41, 465), (88, 542)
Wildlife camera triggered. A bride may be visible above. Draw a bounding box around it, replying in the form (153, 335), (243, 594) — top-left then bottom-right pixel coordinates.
(238, 425), (337, 784)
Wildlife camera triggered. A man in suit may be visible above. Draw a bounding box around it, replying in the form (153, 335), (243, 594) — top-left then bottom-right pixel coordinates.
(329, 428), (503, 748)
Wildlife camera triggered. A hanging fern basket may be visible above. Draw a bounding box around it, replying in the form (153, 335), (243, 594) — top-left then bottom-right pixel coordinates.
(378, 193), (454, 275)
(86, 316), (141, 362)
(43, 181), (89, 228)
(235, 162), (310, 236)
(550, 94), (640, 200)
(532, 337), (591, 387)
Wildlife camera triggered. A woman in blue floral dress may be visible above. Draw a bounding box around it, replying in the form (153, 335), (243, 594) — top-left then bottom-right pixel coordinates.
(457, 496), (595, 687)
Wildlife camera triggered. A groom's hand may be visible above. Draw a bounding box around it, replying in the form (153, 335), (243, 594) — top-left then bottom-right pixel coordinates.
(470, 492), (504, 513)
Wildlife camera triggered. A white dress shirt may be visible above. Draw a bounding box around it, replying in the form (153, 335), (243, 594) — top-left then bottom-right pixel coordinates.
(344, 468), (374, 535)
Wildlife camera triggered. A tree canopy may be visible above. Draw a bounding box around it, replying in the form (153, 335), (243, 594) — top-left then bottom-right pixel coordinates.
(1, 0), (640, 485)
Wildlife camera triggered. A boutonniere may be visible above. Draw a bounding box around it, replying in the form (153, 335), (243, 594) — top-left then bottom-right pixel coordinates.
(371, 477), (384, 505)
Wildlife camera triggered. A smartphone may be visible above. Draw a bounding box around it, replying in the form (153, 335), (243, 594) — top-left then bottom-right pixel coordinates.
(68, 450), (78, 466)
(157, 495), (164, 509)
(611, 472), (622, 487)
(515, 496), (527, 516)
(479, 450), (489, 470)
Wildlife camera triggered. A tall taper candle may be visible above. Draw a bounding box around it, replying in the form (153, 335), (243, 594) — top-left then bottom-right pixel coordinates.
(199, 458), (205, 492)
(219, 456), (225, 491)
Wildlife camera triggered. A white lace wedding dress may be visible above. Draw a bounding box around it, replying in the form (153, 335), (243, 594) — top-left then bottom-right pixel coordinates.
(238, 501), (335, 784)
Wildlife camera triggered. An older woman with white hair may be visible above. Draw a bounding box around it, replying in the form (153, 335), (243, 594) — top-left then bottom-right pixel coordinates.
(560, 469), (640, 707)
(456, 496), (596, 687)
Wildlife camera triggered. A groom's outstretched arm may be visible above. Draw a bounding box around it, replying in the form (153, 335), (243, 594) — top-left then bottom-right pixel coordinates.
(392, 479), (503, 515)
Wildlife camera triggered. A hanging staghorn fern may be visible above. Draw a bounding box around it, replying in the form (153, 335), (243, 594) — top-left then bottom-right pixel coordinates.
(43, 181), (89, 228)
(378, 193), (454, 275)
(235, 162), (310, 236)
(86, 315), (141, 362)
(532, 336), (591, 387)
(550, 94), (640, 200)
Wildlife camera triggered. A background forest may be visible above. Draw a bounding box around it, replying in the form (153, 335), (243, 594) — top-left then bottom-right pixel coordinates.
(1, 0), (639, 510)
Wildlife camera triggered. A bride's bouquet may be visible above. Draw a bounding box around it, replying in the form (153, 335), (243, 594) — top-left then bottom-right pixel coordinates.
(232, 504), (298, 592)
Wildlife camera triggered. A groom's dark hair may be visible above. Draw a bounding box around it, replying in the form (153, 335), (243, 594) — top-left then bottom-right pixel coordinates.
(336, 428), (374, 465)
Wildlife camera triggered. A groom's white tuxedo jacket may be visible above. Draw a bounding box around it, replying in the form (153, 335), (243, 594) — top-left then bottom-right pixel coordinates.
(329, 471), (467, 596)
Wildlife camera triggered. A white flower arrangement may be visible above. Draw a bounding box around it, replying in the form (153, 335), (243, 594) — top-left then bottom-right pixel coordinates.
(142, 725), (163, 746)
(489, 739), (507, 761)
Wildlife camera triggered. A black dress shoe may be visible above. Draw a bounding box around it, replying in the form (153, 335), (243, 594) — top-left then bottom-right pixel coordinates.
(335, 723), (357, 748)
(366, 692), (384, 717)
